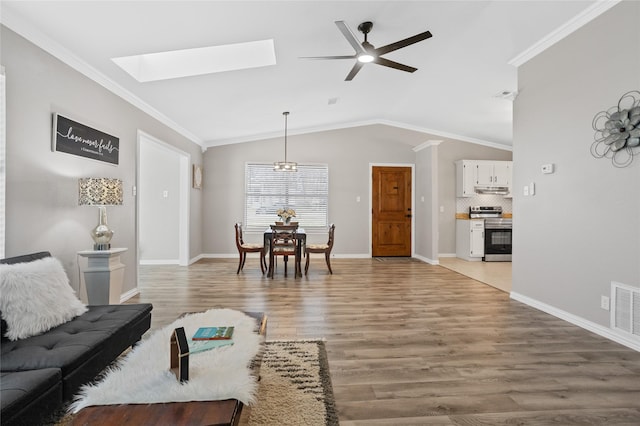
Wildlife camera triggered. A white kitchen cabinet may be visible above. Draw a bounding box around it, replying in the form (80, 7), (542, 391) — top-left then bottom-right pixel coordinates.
(455, 160), (476, 197)
(455, 160), (512, 197)
(475, 161), (511, 186)
(455, 219), (484, 261)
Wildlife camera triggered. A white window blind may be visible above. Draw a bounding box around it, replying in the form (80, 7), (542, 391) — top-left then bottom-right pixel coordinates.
(244, 163), (329, 231)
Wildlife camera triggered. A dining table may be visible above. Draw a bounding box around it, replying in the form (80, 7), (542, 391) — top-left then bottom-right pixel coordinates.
(263, 227), (306, 277)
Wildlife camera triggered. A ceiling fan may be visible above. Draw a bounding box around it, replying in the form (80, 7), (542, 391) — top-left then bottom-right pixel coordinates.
(302, 21), (432, 81)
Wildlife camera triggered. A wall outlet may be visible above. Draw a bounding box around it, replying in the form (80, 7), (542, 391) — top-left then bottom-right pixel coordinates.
(600, 295), (610, 311)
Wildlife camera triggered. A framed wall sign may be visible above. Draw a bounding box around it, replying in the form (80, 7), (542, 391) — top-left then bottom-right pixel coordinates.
(52, 113), (120, 165)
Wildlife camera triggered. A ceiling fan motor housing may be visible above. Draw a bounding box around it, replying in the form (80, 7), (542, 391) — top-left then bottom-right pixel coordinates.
(358, 21), (374, 36)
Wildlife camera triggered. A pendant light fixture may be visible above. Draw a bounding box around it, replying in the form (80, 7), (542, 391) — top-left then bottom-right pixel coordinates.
(274, 111), (297, 171)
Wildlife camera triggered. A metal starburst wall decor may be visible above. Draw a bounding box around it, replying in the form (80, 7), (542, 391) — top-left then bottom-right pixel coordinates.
(591, 90), (640, 168)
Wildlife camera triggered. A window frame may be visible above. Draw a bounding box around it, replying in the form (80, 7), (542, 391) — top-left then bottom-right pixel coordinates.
(244, 162), (329, 232)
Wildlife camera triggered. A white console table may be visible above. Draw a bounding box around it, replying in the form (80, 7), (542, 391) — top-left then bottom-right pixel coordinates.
(77, 248), (127, 305)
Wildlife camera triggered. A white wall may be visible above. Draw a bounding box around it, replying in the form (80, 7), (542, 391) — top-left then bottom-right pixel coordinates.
(512, 1), (639, 329)
(414, 142), (438, 263)
(1, 26), (204, 297)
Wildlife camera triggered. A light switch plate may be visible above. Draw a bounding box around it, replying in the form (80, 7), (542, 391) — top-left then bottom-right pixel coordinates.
(541, 164), (554, 174)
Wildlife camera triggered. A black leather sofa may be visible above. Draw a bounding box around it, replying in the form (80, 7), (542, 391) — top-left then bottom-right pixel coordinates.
(0, 252), (153, 426)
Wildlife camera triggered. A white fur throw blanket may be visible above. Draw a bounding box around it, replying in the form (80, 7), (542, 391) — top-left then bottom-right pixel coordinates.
(70, 308), (262, 413)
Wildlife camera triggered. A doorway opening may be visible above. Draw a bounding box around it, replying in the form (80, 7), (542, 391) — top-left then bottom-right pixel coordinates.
(137, 131), (189, 267)
(370, 164), (414, 257)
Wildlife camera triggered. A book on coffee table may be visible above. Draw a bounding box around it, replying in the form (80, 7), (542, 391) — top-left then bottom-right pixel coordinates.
(188, 338), (234, 354)
(192, 326), (234, 340)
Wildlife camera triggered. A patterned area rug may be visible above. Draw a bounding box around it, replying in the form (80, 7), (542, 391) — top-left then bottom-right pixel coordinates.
(243, 340), (339, 426)
(53, 340), (338, 425)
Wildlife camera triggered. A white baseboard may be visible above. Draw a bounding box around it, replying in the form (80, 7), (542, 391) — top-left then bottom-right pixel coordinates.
(200, 253), (237, 259)
(332, 253), (370, 259)
(139, 259), (180, 265)
(120, 288), (139, 303)
(413, 254), (439, 265)
(510, 292), (640, 352)
(438, 253), (457, 258)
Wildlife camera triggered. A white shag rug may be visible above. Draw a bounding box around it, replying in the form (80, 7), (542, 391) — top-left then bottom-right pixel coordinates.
(70, 308), (262, 413)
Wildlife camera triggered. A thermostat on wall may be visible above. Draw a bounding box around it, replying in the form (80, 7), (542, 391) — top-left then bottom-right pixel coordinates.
(541, 164), (554, 174)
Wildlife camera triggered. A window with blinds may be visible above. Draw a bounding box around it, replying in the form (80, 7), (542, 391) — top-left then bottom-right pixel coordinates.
(244, 163), (329, 231)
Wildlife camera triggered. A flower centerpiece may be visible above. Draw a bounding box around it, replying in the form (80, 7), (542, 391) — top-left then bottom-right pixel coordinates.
(276, 208), (296, 224)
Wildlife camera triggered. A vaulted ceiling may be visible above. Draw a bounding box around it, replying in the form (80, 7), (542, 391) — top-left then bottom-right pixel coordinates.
(1, 1), (602, 149)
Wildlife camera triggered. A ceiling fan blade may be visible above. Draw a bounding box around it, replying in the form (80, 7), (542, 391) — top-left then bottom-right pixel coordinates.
(335, 21), (366, 54)
(374, 57), (417, 73)
(299, 55), (357, 60)
(374, 30), (432, 56)
(345, 62), (364, 81)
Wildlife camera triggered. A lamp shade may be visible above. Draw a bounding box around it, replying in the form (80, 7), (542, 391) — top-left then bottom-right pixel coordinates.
(78, 178), (123, 206)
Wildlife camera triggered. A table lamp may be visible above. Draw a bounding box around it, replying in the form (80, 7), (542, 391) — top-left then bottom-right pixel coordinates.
(78, 178), (123, 250)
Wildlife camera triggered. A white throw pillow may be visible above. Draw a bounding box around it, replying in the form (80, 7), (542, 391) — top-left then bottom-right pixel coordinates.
(0, 256), (87, 341)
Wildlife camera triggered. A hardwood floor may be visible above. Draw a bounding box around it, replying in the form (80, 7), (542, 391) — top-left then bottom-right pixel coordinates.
(132, 258), (640, 425)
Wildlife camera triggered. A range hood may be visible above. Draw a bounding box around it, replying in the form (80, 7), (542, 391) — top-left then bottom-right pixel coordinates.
(474, 186), (510, 195)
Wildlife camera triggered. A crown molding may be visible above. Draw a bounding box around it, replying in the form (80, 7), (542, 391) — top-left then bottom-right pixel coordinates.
(0, 8), (204, 147)
(509, 0), (621, 67)
(205, 118), (512, 151)
(413, 140), (443, 152)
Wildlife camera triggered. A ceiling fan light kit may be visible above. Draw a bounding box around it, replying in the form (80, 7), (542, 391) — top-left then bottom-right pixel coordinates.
(301, 20), (432, 81)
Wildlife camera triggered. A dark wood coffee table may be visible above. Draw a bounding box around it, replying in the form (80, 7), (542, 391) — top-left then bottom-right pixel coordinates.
(72, 312), (267, 426)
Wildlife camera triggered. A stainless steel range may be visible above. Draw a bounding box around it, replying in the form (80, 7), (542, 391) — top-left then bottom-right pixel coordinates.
(469, 206), (513, 262)
(469, 206), (503, 219)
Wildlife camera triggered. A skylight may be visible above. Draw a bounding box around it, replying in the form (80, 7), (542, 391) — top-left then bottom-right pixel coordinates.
(112, 39), (276, 82)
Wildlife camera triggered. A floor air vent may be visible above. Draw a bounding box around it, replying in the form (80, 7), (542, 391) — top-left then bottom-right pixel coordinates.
(611, 281), (640, 339)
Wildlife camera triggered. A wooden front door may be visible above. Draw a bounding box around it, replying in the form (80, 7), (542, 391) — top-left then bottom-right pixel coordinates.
(372, 166), (412, 257)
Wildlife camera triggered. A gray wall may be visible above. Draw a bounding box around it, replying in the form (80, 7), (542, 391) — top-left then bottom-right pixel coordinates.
(512, 1), (639, 326)
(204, 124), (513, 259)
(203, 125), (419, 255)
(2, 26), (204, 298)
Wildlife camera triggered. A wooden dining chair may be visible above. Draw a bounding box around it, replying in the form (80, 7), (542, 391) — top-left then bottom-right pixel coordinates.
(268, 225), (301, 278)
(305, 224), (335, 275)
(234, 223), (266, 274)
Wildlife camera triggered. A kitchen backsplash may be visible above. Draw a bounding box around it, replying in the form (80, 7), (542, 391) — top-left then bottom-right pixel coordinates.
(456, 195), (512, 214)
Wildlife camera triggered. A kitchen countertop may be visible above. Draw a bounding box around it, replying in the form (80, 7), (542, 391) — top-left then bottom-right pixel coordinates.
(455, 213), (512, 220)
